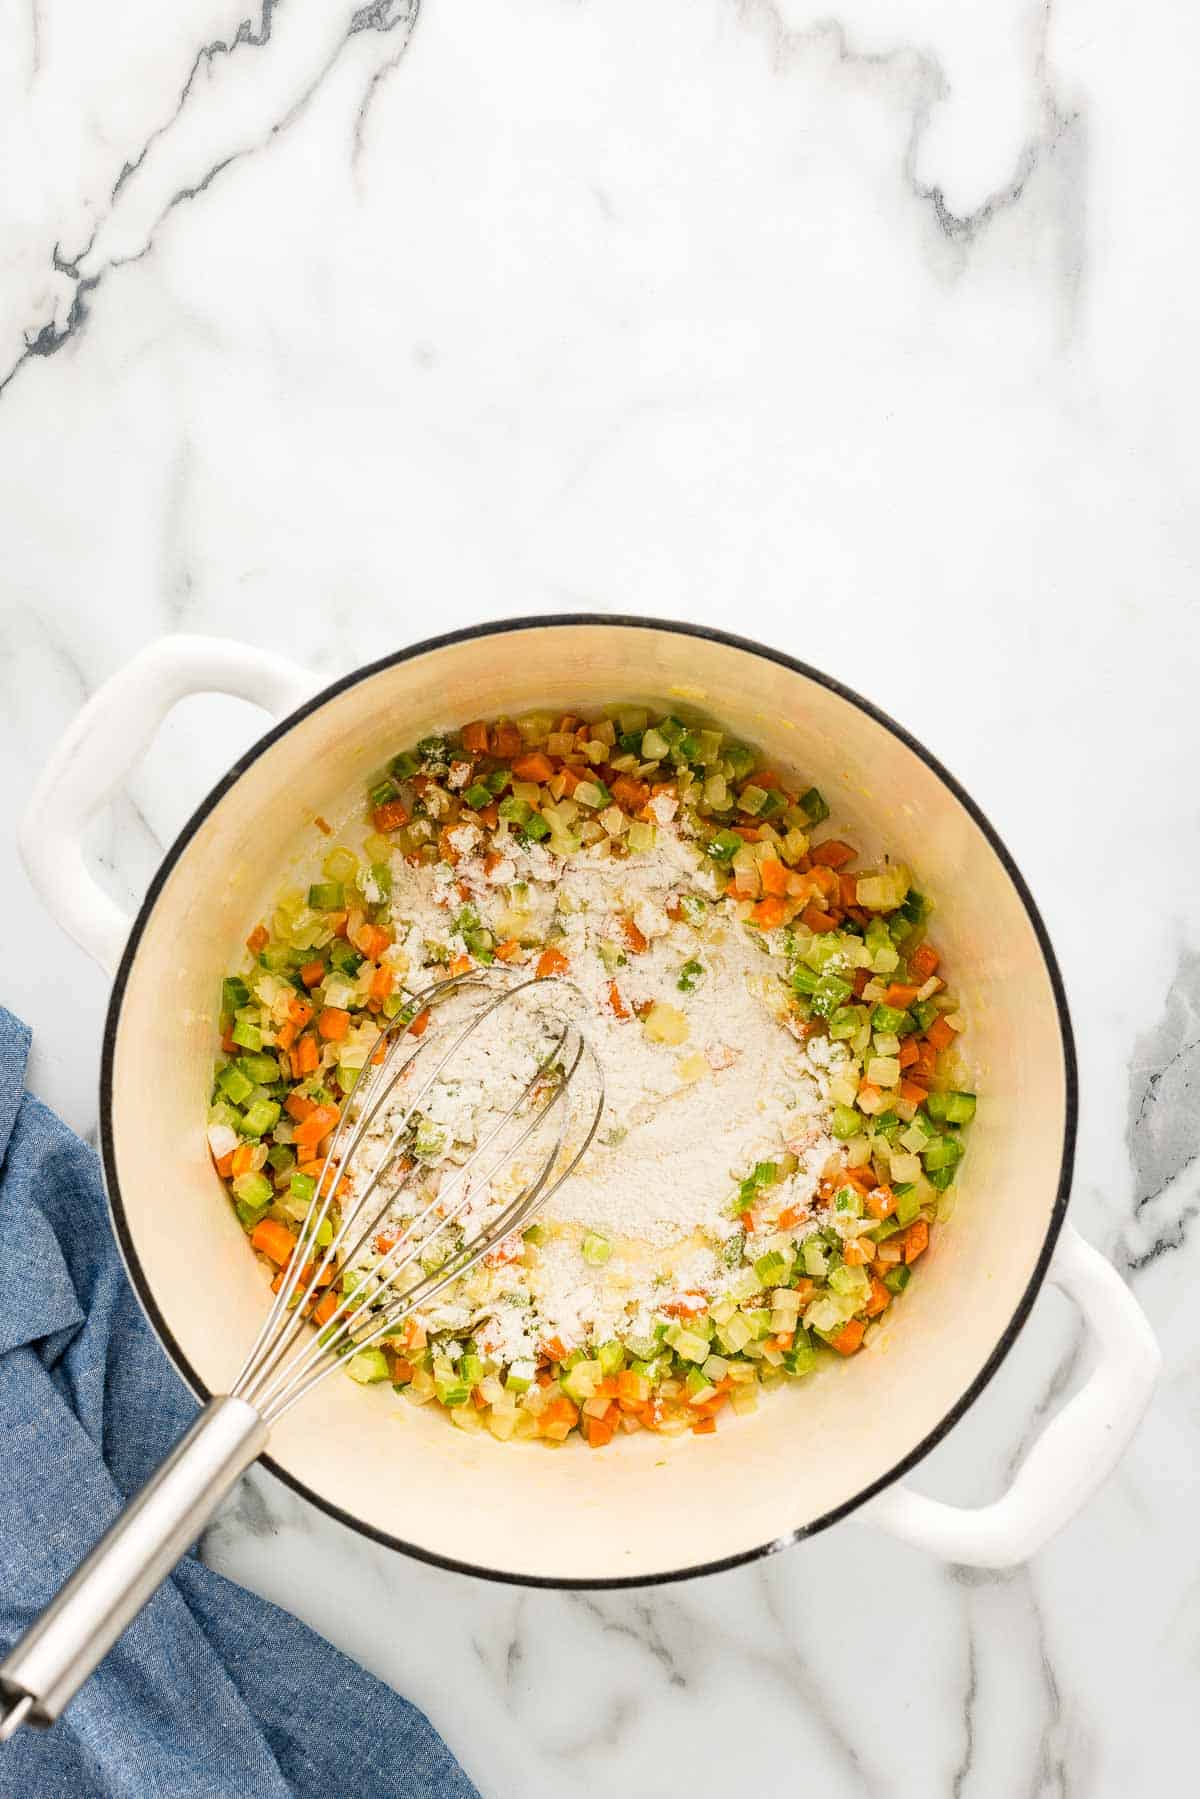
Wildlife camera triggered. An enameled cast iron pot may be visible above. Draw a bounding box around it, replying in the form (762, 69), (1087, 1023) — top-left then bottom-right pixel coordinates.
(21, 617), (1160, 1584)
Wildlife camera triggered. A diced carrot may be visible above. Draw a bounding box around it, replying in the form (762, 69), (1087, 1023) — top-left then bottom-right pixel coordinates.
(611, 774), (651, 810)
(801, 902), (838, 934)
(909, 942), (940, 981)
(865, 1277), (891, 1318)
(851, 967), (872, 998)
(899, 1079), (929, 1106)
(911, 1043), (937, 1084)
(557, 765), (584, 797)
(491, 721), (522, 758)
(842, 1238), (872, 1266)
(318, 1007), (350, 1041)
(250, 1218), (298, 1265)
(461, 720), (491, 754)
(370, 966), (394, 1001)
(246, 923), (269, 955)
(898, 1039), (920, 1069)
(541, 1396), (579, 1428)
(294, 1035), (320, 1077)
(661, 1294), (708, 1318)
(540, 1336), (568, 1364)
(926, 1014), (957, 1051)
(372, 799), (410, 834)
(312, 1290), (339, 1326)
(285, 1093), (316, 1121)
(536, 946), (569, 978)
(230, 1144), (256, 1178)
(608, 980), (630, 1019)
(691, 1415), (717, 1435)
(776, 1204), (805, 1229)
(730, 824), (762, 842)
(293, 1103), (340, 1148)
(276, 1021), (297, 1052)
(884, 983), (920, 1009)
(390, 1357), (415, 1384)
(357, 922), (392, 960)
(753, 895), (789, 930)
(866, 1184), (896, 1220)
(829, 1317), (866, 1357)
(314, 816), (332, 836)
(584, 1415), (616, 1448)
(616, 1370), (651, 1405)
(839, 873), (860, 908)
(214, 1149), (235, 1178)
(495, 938), (522, 963)
(621, 916), (648, 954)
(810, 840), (855, 869)
(512, 751), (555, 783)
(905, 1219), (930, 1263)
(808, 865), (841, 903)
(298, 959), (324, 990)
(758, 857), (789, 896)
(479, 803), (499, 828)
(408, 1007), (431, 1036)
(329, 912), (350, 938)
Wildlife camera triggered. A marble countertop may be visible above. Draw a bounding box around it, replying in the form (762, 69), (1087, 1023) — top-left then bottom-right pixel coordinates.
(3, 1), (1197, 1792)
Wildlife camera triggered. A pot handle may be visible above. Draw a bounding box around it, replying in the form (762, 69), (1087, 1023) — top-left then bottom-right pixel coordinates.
(19, 635), (317, 977)
(863, 1223), (1160, 1566)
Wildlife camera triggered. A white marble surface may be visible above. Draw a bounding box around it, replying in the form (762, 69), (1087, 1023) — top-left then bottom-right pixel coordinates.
(2, 0), (1197, 1792)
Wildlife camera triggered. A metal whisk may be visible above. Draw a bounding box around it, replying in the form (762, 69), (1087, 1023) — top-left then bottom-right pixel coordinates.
(0, 969), (602, 1739)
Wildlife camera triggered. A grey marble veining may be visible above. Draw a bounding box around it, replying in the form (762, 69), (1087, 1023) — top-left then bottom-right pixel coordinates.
(2, 1), (1198, 1793)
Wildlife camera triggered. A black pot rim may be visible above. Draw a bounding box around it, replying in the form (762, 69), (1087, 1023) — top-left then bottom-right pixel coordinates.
(100, 613), (1077, 1590)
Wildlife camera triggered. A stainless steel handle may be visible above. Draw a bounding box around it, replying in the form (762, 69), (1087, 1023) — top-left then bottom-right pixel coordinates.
(0, 1396), (268, 1735)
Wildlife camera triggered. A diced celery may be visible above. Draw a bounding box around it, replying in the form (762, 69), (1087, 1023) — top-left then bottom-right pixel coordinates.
(828, 1263), (869, 1299)
(307, 882), (344, 911)
(581, 1232), (611, 1266)
(831, 1103), (861, 1140)
(241, 1099), (281, 1139)
(926, 1089), (977, 1125)
(221, 976), (250, 1014)
(811, 972), (853, 1019)
(754, 1249), (791, 1287)
(218, 1064), (255, 1106)
(829, 1004), (867, 1041)
(893, 1183), (923, 1226)
(798, 787), (829, 824)
(718, 1311), (754, 1353)
(834, 1186), (863, 1217)
(677, 958), (705, 993)
(238, 1052), (280, 1085)
(346, 1348), (390, 1385)
(506, 1360), (536, 1393)
(231, 1018), (262, 1052)
(598, 1339), (626, 1376)
(434, 1376), (471, 1407)
(883, 1264), (912, 1295)
(802, 1238), (829, 1278)
(232, 1171), (272, 1208)
(921, 1134), (963, 1173)
(671, 1329), (709, 1364)
(522, 1222), (546, 1246)
(641, 727), (670, 760)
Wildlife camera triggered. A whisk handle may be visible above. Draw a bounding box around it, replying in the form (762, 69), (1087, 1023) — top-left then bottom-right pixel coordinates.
(0, 1396), (267, 1737)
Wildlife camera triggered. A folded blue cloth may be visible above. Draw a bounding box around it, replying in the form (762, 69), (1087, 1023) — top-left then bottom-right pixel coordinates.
(0, 1008), (478, 1799)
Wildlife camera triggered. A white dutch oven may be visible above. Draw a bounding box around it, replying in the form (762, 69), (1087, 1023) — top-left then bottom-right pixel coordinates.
(21, 617), (1159, 1584)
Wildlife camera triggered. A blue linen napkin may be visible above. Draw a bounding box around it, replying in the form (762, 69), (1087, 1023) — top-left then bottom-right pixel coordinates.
(0, 1008), (479, 1799)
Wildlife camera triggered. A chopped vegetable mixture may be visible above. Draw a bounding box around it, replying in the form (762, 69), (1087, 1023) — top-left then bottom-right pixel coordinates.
(210, 705), (975, 1448)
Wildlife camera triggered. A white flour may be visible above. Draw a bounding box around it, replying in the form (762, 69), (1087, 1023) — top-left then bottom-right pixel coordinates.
(357, 816), (840, 1356)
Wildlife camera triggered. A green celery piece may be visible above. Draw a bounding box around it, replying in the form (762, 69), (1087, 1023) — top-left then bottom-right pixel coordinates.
(831, 1103), (861, 1140)
(894, 1185), (922, 1227)
(218, 1064), (254, 1106)
(464, 782), (492, 810)
(221, 977), (249, 1014)
(230, 1018), (262, 1052)
(883, 1264), (912, 1295)
(811, 972), (853, 1019)
(241, 1099), (281, 1139)
(521, 813), (551, 842)
(798, 787), (829, 824)
(307, 882), (344, 911)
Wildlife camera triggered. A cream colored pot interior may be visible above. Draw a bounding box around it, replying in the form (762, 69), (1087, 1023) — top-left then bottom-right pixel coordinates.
(107, 623), (1069, 1583)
